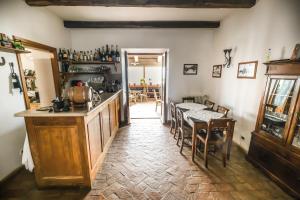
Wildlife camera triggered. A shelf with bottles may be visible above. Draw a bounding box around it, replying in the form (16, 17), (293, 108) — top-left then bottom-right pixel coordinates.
(0, 45), (30, 54)
(0, 33), (30, 54)
(57, 44), (121, 65)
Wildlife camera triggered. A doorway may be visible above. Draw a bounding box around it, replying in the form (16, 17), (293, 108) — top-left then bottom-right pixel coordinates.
(14, 37), (60, 110)
(122, 49), (169, 124)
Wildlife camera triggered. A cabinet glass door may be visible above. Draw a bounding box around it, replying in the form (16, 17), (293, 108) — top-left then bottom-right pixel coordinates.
(260, 78), (297, 139)
(291, 114), (300, 149)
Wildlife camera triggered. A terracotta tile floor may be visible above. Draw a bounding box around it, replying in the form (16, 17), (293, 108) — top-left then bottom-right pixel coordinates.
(0, 119), (294, 200)
(130, 101), (161, 119)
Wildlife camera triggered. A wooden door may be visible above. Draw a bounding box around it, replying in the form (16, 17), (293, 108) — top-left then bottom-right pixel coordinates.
(160, 51), (168, 124)
(87, 114), (102, 170)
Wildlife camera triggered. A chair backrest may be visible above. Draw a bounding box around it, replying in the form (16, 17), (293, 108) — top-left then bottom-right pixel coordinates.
(170, 101), (176, 119)
(176, 108), (184, 131)
(154, 89), (159, 100)
(182, 97), (195, 103)
(142, 84), (148, 94)
(217, 105), (230, 117)
(206, 118), (235, 141)
(204, 100), (215, 110)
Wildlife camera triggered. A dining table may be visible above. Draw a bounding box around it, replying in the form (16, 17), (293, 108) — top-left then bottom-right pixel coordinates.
(176, 102), (235, 162)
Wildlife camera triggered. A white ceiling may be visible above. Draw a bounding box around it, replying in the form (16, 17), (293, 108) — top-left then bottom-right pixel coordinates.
(46, 6), (239, 21)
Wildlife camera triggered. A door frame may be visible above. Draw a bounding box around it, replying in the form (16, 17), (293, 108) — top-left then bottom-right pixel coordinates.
(123, 49), (169, 124)
(13, 36), (60, 109)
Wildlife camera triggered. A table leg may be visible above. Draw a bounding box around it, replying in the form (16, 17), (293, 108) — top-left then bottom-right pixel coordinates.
(192, 124), (196, 162)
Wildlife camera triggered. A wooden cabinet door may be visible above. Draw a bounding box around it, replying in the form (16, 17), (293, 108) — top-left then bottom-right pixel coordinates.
(101, 105), (111, 149)
(87, 114), (102, 170)
(109, 100), (117, 135)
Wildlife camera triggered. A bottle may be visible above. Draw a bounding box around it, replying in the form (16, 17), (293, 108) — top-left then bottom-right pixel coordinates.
(90, 50), (93, 61)
(63, 48), (68, 60)
(115, 45), (120, 62)
(101, 47), (106, 62)
(73, 50), (77, 61)
(58, 48), (63, 60)
(83, 51), (87, 61)
(108, 46), (112, 62)
(266, 48), (271, 62)
(94, 49), (98, 61)
(69, 49), (73, 60)
(111, 45), (116, 62)
(79, 51), (83, 61)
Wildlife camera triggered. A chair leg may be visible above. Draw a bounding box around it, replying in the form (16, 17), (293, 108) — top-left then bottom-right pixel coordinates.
(204, 143), (209, 168)
(155, 102), (158, 111)
(180, 135), (184, 153)
(227, 139), (232, 160)
(170, 120), (174, 134)
(176, 130), (181, 146)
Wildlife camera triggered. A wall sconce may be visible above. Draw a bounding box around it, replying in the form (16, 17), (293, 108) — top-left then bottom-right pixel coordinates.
(223, 49), (232, 68)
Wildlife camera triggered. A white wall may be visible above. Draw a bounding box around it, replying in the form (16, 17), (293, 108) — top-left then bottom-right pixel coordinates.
(70, 29), (215, 100)
(0, 0), (70, 180)
(203, 0), (300, 151)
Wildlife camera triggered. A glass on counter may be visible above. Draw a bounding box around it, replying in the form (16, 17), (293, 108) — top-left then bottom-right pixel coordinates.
(261, 78), (296, 139)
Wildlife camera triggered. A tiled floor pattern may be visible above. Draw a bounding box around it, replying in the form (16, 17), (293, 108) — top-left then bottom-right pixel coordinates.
(130, 101), (161, 119)
(85, 119), (294, 200)
(0, 119), (294, 200)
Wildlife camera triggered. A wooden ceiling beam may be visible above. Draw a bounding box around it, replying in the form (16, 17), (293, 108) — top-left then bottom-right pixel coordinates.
(25, 0), (256, 8)
(64, 21), (220, 28)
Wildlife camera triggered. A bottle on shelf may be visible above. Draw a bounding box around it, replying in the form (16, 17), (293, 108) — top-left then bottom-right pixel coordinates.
(89, 50), (93, 61)
(105, 45), (109, 62)
(68, 49), (73, 60)
(108, 45), (112, 62)
(58, 48), (63, 60)
(79, 51), (83, 61)
(63, 48), (68, 60)
(111, 45), (116, 62)
(102, 46), (106, 62)
(73, 50), (77, 61)
(94, 49), (98, 61)
(116, 45), (120, 62)
(83, 51), (87, 61)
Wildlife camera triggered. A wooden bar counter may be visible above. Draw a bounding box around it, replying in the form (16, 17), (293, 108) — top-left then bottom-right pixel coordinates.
(15, 90), (122, 188)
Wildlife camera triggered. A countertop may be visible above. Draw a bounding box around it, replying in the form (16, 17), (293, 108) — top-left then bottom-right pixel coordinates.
(15, 90), (122, 117)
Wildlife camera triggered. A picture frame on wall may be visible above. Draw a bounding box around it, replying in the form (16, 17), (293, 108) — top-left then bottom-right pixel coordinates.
(212, 65), (222, 78)
(237, 61), (258, 79)
(183, 64), (198, 75)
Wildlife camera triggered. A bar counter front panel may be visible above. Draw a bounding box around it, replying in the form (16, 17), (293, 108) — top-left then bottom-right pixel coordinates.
(15, 90), (121, 188)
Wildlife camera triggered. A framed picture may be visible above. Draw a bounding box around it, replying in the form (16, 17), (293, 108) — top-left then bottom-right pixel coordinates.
(291, 44), (300, 60)
(212, 65), (222, 78)
(237, 61), (258, 79)
(183, 64), (198, 75)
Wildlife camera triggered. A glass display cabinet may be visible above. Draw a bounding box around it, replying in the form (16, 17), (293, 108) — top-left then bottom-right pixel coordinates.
(247, 60), (300, 199)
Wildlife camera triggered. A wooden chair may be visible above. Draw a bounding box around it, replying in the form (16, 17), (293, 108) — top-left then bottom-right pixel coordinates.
(182, 97), (195, 103)
(170, 101), (177, 135)
(217, 105), (230, 117)
(139, 84), (148, 102)
(176, 108), (192, 153)
(129, 90), (138, 103)
(153, 89), (162, 112)
(204, 100), (215, 110)
(194, 118), (235, 168)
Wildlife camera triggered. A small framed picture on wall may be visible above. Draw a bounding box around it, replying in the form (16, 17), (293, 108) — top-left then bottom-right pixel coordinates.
(237, 61), (258, 79)
(212, 65), (222, 78)
(183, 64), (198, 75)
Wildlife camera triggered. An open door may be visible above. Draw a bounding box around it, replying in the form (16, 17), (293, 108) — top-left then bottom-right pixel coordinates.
(161, 51), (168, 124)
(123, 51), (130, 125)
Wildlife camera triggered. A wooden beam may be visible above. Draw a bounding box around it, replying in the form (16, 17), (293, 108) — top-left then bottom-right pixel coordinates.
(26, 0), (256, 8)
(64, 21), (220, 28)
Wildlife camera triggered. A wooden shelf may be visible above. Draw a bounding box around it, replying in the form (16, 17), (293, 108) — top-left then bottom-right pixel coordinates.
(60, 72), (107, 75)
(59, 59), (120, 65)
(0, 46), (31, 54)
(264, 59), (300, 65)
